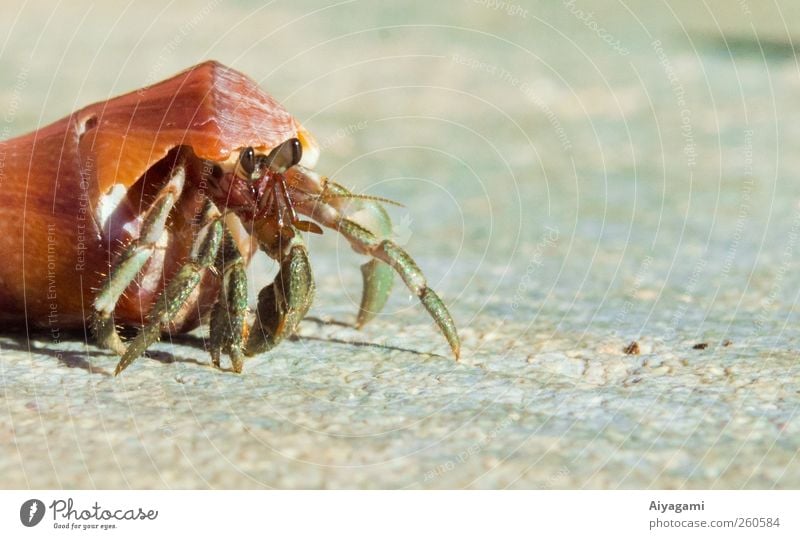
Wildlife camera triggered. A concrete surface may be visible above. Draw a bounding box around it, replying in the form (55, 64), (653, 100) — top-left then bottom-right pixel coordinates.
(1, 0), (800, 488)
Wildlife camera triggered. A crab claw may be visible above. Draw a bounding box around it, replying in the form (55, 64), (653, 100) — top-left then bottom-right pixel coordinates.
(347, 201), (395, 328)
(246, 234), (315, 355)
(357, 259), (394, 328)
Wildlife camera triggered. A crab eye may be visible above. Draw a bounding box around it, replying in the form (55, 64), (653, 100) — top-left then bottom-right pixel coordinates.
(264, 137), (303, 172)
(235, 147), (256, 180)
(288, 138), (302, 167)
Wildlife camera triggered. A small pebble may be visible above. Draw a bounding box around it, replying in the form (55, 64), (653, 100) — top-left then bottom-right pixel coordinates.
(623, 341), (640, 355)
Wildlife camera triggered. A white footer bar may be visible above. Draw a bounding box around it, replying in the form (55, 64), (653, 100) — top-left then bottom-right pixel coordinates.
(1, 490), (797, 538)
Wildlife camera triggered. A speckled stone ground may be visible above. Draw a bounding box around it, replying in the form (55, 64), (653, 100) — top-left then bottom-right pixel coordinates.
(1, 0), (800, 488)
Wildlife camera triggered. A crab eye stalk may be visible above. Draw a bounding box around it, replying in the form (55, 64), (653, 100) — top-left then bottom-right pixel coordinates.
(235, 146), (257, 180)
(288, 138), (302, 168)
(264, 137), (303, 173)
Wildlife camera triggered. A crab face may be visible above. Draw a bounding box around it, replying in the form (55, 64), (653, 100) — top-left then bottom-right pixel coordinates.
(207, 138), (302, 218)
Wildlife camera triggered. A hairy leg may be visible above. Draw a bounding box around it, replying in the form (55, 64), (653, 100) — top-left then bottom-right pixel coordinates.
(209, 231), (249, 372)
(114, 204), (223, 375)
(93, 164), (186, 354)
(336, 218), (460, 358)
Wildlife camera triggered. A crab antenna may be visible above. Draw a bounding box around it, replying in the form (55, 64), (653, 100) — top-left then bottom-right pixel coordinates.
(322, 191), (405, 208)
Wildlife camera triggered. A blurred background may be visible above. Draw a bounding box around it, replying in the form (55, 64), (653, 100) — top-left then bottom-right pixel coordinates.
(1, 0), (799, 488)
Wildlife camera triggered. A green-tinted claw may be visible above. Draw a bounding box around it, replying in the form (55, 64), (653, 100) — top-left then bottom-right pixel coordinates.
(356, 259), (394, 328)
(246, 235), (315, 356)
(245, 283), (280, 355)
(343, 195), (395, 328)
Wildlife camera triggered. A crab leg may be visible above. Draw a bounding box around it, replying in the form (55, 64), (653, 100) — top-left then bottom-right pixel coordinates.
(114, 205), (223, 375)
(93, 164), (186, 354)
(245, 232), (315, 356)
(288, 166), (460, 358)
(209, 231), (249, 372)
(336, 218), (460, 359)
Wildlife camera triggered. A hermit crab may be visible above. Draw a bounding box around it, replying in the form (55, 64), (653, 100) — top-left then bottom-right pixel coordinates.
(0, 61), (459, 374)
